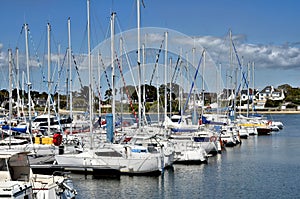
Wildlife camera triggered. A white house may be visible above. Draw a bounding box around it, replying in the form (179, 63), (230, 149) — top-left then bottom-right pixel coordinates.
(256, 86), (285, 108)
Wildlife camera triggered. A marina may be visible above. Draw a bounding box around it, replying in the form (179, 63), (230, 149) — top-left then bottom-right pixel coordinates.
(0, 0), (299, 198)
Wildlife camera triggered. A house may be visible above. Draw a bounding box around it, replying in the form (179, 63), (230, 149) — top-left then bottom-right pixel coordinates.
(256, 86), (285, 108)
(240, 88), (258, 101)
(258, 86), (285, 101)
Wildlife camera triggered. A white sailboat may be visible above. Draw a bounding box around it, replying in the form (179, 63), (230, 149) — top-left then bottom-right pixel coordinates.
(55, 143), (162, 175)
(55, 0), (163, 176)
(168, 133), (208, 164)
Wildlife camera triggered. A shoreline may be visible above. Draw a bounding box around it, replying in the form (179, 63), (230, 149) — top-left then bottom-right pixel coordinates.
(243, 110), (300, 114)
(58, 109), (300, 115)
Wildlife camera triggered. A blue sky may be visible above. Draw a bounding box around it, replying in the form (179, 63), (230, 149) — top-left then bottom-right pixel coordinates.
(0, 0), (299, 93)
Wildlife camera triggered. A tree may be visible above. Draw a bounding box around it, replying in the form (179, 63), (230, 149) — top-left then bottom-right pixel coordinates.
(79, 86), (89, 101)
(265, 99), (283, 108)
(104, 88), (117, 104)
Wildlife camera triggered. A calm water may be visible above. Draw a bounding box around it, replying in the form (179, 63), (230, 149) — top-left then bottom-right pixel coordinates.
(72, 114), (300, 199)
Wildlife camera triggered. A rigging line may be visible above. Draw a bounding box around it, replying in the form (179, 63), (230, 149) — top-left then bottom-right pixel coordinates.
(115, 18), (138, 95)
(114, 51), (138, 123)
(71, 53), (85, 89)
(115, 14), (124, 38)
(44, 94), (64, 133)
(92, 74), (102, 103)
(98, 53), (112, 90)
(149, 39), (164, 86)
(125, 0), (136, 32)
(171, 56), (181, 84)
(185, 59), (203, 103)
(50, 60), (59, 94)
(231, 39), (248, 90)
(50, 31), (62, 59)
(180, 49), (205, 122)
(53, 48), (68, 94)
(71, 52), (89, 108)
(15, 26), (24, 50)
(91, 6), (110, 46)
(89, 7), (99, 47)
(103, 15), (111, 41)
(11, 52), (20, 90)
(27, 28), (47, 85)
(121, 39), (138, 95)
(78, 22), (88, 58)
(214, 31), (230, 67)
(114, 11), (139, 97)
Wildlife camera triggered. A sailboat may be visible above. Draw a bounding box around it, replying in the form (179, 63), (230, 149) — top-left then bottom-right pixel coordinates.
(55, 0), (163, 176)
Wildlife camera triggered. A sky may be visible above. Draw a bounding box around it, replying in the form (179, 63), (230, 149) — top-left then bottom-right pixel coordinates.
(0, 0), (299, 94)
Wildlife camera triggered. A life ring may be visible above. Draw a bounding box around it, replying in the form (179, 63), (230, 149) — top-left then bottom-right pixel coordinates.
(210, 136), (217, 142)
(53, 133), (62, 146)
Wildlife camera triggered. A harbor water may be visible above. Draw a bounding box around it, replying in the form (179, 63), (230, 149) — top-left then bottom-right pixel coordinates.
(72, 114), (300, 199)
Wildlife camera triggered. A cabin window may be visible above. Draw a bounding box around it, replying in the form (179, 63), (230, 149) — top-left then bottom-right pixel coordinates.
(171, 118), (180, 122)
(131, 149), (147, 153)
(95, 151), (122, 157)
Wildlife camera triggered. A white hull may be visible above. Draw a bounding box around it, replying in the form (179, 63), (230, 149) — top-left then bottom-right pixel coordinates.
(169, 135), (208, 163)
(55, 144), (162, 175)
(174, 147), (208, 163)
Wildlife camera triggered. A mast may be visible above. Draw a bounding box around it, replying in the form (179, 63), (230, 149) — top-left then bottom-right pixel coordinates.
(111, 12), (116, 138)
(21, 72), (25, 120)
(137, 0), (142, 129)
(180, 50), (186, 118)
(68, 17), (73, 135)
(156, 53), (160, 124)
(24, 23), (33, 142)
(119, 38), (123, 129)
(229, 29), (236, 120)
(252, 61), (255, 114)
(87, 0), (93, 149)
(217, 63), (221, 117)
(169, 57), (172, 116)
(142, 43), (146, 124)
(192, 47), (197, 124)
(16, 48), (20, 118)
(239, 57), (244, 116)
(201, 50), (206, 119)
(247, 62), (250, 117)
(8, 49), (13, 149)
(47, 23), (51, 135)
(98, 52), (101, 119)
(57, 44), (60, 114)
(164, 31), (168, 122)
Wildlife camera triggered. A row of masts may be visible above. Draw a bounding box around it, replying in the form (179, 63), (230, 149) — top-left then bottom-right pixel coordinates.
(5, 1), (256, 145)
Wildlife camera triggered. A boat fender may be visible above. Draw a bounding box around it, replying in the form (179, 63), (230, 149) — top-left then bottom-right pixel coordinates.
(53, 133), (62, 146)
(199, 119), (202, 125)
(210, 136), (217, 142)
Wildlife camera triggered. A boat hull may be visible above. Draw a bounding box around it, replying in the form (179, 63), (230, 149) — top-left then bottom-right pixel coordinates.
(55, 148), (162, 176)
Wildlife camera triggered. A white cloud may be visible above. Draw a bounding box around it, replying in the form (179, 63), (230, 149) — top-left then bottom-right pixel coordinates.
(193, 34), (300, 70)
